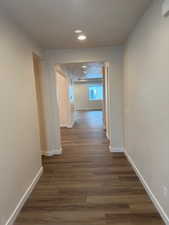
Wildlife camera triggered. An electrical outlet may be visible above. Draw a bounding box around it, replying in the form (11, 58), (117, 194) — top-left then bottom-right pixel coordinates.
(162, 186), (168, 197)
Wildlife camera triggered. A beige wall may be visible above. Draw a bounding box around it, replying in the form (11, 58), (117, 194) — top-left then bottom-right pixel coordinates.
(40, 61), (62, 156)
(74, 81), (103, 111)
(56, 72), (74, 127)
(33, 54), (47, 156)
(0, 10), (42, 225)
(57, 73), (69, 126)
(124, 0), (169, 223)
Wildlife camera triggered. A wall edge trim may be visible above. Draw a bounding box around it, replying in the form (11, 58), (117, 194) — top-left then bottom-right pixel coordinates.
(109, 146), (124, 153)
(66, 120), (75, 128)
(42, 148), (62, 156)
(5, 167), (43, 225)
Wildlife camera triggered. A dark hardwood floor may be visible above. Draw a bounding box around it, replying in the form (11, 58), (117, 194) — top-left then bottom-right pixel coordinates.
(14, 110), (164, 225)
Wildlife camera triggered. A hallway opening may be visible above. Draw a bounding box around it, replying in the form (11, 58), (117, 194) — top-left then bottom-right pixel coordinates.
(55, 61), (110, 152)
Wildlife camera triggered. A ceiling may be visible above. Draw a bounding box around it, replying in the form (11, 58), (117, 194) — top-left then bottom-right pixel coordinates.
(1, 0), (151, 49)
(60, 62), (104, 81)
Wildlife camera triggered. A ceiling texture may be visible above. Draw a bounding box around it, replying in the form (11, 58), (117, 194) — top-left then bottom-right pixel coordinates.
(1, 0), (151, 49)
(60, 62), (104, 81)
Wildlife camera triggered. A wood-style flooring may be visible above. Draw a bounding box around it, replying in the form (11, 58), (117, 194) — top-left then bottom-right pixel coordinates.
(14, 110), (164, 225)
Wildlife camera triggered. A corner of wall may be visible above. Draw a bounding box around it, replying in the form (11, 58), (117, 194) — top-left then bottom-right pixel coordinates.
(109, 146), (124, 153)
(124, 150), (169, 225)
(42, 148), (62, 156)
(5, 167), (43, 225)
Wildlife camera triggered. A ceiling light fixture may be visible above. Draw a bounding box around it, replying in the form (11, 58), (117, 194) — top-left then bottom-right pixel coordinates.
(74, 29), (82, 34)
(77, 34), (87, 41)
(82, 65), (87, 69)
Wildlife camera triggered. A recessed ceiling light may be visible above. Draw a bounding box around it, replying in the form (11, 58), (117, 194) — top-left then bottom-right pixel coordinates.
(74, 30), (82, 34)
(77, 34), (87, 41)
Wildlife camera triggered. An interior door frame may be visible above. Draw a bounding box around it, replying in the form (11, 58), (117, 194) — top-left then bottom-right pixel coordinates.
(32, 53), (47, 154)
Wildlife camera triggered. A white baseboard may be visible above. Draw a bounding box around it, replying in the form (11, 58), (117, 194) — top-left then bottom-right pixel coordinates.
(66, 120), (75, 128)
(106, 134), (110, 140)
(5, 167), (43, 225)
(60, 121), (75, 129)
(109, 146), (124, 153)
(42, 148), (62, 156)
(125, 150), (169, 225)
(60, 124), (67, 128)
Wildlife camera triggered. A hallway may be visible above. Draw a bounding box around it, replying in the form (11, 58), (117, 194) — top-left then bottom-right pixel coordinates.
(14, 111), (163, 225)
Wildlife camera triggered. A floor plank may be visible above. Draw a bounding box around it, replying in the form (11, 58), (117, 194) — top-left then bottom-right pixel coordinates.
(14, 110), (164, 225)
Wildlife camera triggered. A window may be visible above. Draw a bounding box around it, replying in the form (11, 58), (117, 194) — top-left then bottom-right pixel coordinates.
(88, 85), (103, 101)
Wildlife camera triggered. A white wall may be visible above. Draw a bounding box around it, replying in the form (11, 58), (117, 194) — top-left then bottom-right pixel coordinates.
(0, 10), (42, 225)
(124, 0), (169, 223)
(57, 73), (69, 126)
(43, 46), (124, 152)
(40, 61), (62, 156)
(74, 81), (103, 110)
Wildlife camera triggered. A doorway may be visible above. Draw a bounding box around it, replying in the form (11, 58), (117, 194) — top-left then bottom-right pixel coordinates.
(55, 61), (110, 150)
